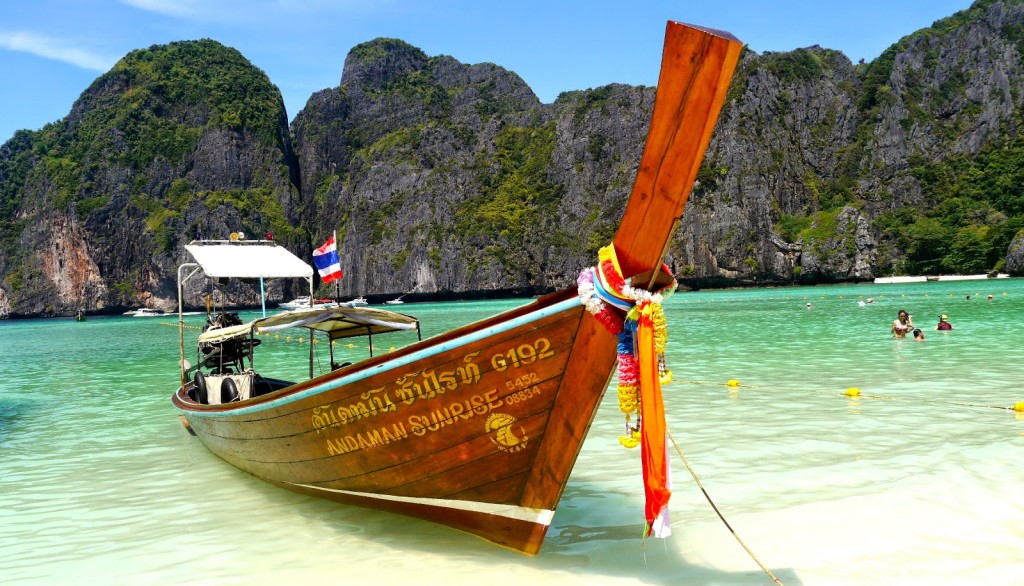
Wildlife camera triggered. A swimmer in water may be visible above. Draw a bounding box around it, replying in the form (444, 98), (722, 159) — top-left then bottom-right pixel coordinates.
(912, 328), (925, 341)
(892, 309), (913, 338)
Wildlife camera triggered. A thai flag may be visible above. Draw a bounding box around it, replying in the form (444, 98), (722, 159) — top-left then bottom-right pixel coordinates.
(312, 235), (343, 283)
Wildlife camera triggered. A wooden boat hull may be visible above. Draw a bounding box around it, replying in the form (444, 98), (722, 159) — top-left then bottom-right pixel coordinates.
(173, 20), (741, 554)
(175, 290), (613, 553)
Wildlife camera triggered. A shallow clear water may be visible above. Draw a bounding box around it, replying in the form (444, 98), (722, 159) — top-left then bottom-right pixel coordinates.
(2, 281), (1022, 585)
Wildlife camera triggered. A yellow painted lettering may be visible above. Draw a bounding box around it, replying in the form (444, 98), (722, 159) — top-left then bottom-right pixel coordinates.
(536, 337), (554, 360)
(484, 388), (503, 410)
(409, 415), (426, 436)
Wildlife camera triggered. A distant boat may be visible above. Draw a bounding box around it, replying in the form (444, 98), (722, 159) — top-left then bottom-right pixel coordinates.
(936, 273), (1010, 281)
(875, 273), (1010, 284)
(170, 21), (740, 555)
(346, 296), (368, 307)
(279, 297), (338, 310)
(131, 308), (166, 317)
(385, 295), (405, 305)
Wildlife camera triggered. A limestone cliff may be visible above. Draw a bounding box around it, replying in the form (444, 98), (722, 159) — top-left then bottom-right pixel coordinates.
(3, 1), (1024, 318)
(0, 40), (304, 316)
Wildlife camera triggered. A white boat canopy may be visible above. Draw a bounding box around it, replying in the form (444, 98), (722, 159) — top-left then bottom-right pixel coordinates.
(177, 239), (315, 316)
(184, 241), (313, 279)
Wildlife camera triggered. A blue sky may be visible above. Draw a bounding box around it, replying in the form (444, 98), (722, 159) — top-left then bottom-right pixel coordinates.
(0, 0), (975, 143)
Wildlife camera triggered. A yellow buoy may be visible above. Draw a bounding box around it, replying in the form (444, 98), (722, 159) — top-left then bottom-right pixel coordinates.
(845, 387), (861, 397)
(1014, 402), (1024, 412)
(726, 379), (741, 387)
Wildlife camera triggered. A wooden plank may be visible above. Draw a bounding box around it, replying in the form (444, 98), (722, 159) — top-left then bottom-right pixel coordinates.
(266, 480), (550, 554)
(520, 315), (615, 509)
(613, 22), (743, 278)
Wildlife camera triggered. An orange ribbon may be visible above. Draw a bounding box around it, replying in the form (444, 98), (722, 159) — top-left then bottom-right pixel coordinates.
(637, 302), (671, 535)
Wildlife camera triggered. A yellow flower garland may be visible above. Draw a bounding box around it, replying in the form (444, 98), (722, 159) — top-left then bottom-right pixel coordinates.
(579, 243), (676, 450)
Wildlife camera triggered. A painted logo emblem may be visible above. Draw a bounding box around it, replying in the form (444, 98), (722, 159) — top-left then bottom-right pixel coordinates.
(486, 413), (528, 453)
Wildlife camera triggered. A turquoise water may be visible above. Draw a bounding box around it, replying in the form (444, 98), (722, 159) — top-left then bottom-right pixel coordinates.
(1, 281), (1022, 585)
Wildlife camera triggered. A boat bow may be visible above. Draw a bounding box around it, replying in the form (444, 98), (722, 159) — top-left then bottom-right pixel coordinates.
(172, 20), (741, 555)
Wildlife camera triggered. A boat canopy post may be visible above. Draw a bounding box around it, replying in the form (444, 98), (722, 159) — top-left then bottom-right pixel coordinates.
(329, 333), (335, 369)
(260, 277), (266, 317)
(309, 269), (314, 376)
(177, 262), (202, 390)
(309, 333), (315, 379)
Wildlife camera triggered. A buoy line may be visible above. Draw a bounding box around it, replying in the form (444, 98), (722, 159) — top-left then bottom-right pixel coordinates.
(675, 379), (1022, 413)
(667, 429), (784, 585)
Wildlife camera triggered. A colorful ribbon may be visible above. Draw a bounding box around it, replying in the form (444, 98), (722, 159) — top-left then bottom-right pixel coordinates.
(577, 243), (676, 537)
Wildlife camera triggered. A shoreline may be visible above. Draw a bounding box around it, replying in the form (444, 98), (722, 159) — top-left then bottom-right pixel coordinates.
(3, 274), (1020, 320)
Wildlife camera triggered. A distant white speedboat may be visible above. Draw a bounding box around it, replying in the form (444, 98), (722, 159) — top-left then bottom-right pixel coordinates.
(384, 295), (405, 305)
(346, 296), (368, 307)
(279, 297), (338, 310)
(131, 308), (166, 317)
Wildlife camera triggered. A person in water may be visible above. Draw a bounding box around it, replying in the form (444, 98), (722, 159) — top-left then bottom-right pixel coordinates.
(892, 310), (914, 338)
(936, 314), (953, 330)
(912, 328), (925, 341)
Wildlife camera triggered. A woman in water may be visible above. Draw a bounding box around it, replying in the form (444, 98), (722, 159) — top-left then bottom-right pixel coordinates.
(892, 310), (914, 338)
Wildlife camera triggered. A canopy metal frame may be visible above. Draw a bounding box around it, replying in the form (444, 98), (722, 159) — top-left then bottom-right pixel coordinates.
(176, 239), (314, 389)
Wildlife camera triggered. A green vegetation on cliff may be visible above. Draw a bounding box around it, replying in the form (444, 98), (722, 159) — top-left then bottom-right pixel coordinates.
(893, 134), (1024, 273)
(0, 38), (302, 313)
(458, 122), (561, 270)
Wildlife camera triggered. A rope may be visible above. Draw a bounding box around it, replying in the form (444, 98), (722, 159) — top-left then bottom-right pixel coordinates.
(667, 429), (784, 586)
(163, 321), (204, 330)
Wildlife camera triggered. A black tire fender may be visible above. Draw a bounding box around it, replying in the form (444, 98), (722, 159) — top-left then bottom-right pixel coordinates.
(221, 377), (239, 403)
(193, 371), (208, 404)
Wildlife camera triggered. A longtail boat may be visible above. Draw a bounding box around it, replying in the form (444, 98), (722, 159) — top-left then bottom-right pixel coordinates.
(172, 21), (741, 555)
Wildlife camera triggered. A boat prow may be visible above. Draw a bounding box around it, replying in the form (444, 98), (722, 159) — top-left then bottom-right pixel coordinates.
(171, 21), (741, 555)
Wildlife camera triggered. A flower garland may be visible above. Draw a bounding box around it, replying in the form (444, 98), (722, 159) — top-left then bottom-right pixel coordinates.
(577, 243), (677, 538)
(577, 244), (676, 449)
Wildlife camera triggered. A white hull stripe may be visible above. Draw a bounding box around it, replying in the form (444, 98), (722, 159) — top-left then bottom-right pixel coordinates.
(181, 296), (580, 418)
(285, 482), (555, 526)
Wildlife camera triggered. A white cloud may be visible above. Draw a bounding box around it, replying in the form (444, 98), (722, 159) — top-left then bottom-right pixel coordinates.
(0, 31), (114, 71)
(119, 0), (200, 17)
(123, 0), (378, 22)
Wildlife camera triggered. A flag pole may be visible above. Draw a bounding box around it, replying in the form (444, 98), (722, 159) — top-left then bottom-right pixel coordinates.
(333, 229), (340, 303)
